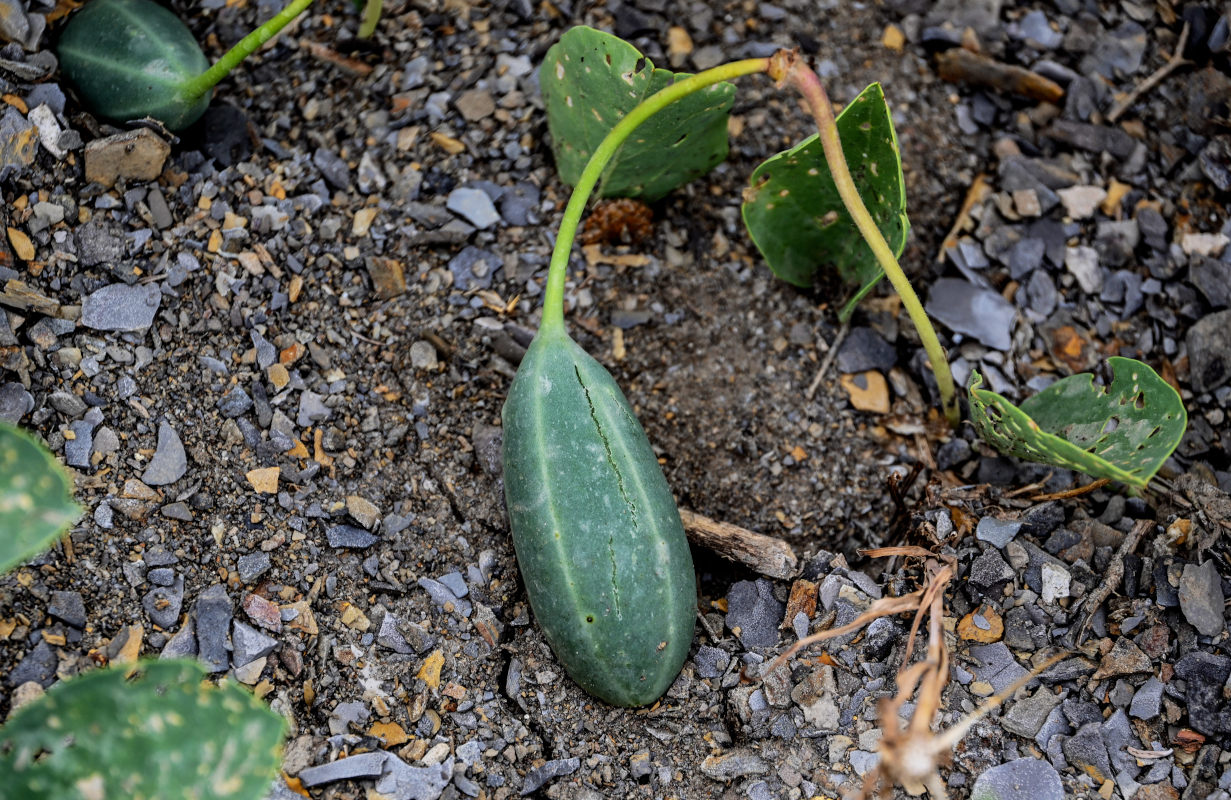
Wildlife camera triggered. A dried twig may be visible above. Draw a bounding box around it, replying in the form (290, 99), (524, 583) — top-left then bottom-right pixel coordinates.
(1029, 476), (1111, 501)
(936, 47), (1065, 103)
(1064, 518), (1151, 647)
(1107, 23), (1192, 123)
(679, 509), (798, 579)
(936, 174), (991, 264)
(806, 319), (850, 401)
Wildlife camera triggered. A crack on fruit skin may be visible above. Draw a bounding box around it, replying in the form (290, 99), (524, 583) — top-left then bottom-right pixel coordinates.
(573, 364), (629, 616)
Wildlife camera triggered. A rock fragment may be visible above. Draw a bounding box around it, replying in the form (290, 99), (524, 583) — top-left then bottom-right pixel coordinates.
(142, 421), (186, 485)
(83, 128), (171, 188)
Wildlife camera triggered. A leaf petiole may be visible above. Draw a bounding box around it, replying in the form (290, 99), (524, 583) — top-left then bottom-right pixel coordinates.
(540, 57), (772, 334)
(767, 52), (959, 427)
(177, 0), (316, 104)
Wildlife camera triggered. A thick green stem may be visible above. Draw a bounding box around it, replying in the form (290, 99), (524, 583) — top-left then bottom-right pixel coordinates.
(773, 54), (960, 427)
(540, 57), (771, 334)
(178, 0), (315, 103)
(358, 0), (382, 38)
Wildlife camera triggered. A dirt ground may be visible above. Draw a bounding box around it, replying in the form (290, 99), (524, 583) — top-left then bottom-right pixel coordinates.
(3, 0), (1231, 798)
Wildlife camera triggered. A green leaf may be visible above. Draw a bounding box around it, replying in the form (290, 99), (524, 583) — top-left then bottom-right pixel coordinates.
(0, 421), (81, 575)
(539, 26), (736, 202)
(968, 357), (1187, 489)
(741, 83), (910, 320)
(0, 660), (286, 800)
(57, 0), (211, 130)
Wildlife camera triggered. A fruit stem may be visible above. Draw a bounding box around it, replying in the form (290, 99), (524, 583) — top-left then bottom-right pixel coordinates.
(769, 51), (960, 427)
(540, 57), (771, 335)
(179, 0), (315, 104)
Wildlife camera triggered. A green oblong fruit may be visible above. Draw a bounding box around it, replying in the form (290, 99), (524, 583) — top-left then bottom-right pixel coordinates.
(501, 326), (695, 707)
(57, 0), (211, 130)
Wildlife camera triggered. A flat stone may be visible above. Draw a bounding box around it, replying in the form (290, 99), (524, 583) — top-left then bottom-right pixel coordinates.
(454, 89), (496, 121)
(80, 283), (161, 332)
(1040, 561), (1070, 603)
(976, 517), (1022, 548)
(312, 147), (350, 189)
(1187, 310), (1231, 393)
(231, 620), (278, 666)
(967, 642), (1033, 694)
(699, 750), (768, 782)
(969, 549), (1015, 597)
(1057, 185), (1106, 219)
(1190, 255), (1231, 308)
(160, 622), (197, 659)
(84, 128), (171, 188)
(1178, 560), (1226, 636)
(1008, 237), (1046, 279)
(694, 645), (730, 679)
(142, 421), (186, 485)
(0, 382), (34, 423)
(0, 106), (39, 180)
(325, 523), (378, 549)
(1062, 721), (1113, 783)
(447, 187), (501, 229)
(9, 639), (57, 687)
(726, 579), (784, 648)
(1174, 652), (1231, 735)
(376, 754), (453, 799)
(1002, 688), (1063, 739)
(297, 390), (332, 427)
(236, 551), (271, 583)
(48, 390), (87, 418)
(242, 593), (281, 632)
(328, 700), (370, 735)
(447, 246), (501, 290)
(971, 757), (1064, 800)
(1128, 676), (1163, 719)
(376, 612), (413, 655)
(520, 757), (580, 795)
(925, 277), (1016, 350)
(836, 327), (897, 373)
(300, 752), (388, 787)
(1093, 637), (1152, 679)
(75, 221), (124, 267)
(48, 590), (86, 628)
(143, 576), (184, 629)
(346, 495), (381, 529)
(417, 577), (472, 617)
(1046, 120), (1137, 159)
(217, 386), (253, 418)
(1064, 246), (1103, 294)
(1181, 231), (1230, 258)
(194, 584), (232, 673)
(64, 419), (95, 468)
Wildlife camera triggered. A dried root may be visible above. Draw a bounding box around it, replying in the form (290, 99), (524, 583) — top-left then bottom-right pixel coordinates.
(769, 546), (1066, 800)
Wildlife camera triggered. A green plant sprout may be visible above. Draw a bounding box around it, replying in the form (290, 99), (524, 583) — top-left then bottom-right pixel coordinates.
(968, 358), (1186, 489)
(544, 29), (965, 430)
(357, 0), (382, 39)
(538, 28), (1187, 491)
(57, 0), (314, 130)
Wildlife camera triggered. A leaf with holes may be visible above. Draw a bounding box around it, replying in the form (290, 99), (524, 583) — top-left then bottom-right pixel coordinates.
(0, 421), (81, 575)
(539, 26), (736, 202)
(968, 357), (1187, 489)
(0, 659), (286, 799)
(741, 83), (909, 320)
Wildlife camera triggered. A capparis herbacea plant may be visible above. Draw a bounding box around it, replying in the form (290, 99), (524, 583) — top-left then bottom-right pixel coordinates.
(505, 27), (1188, 708)
(0, 421), (285, 800)
(56, 0), (314, 130)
